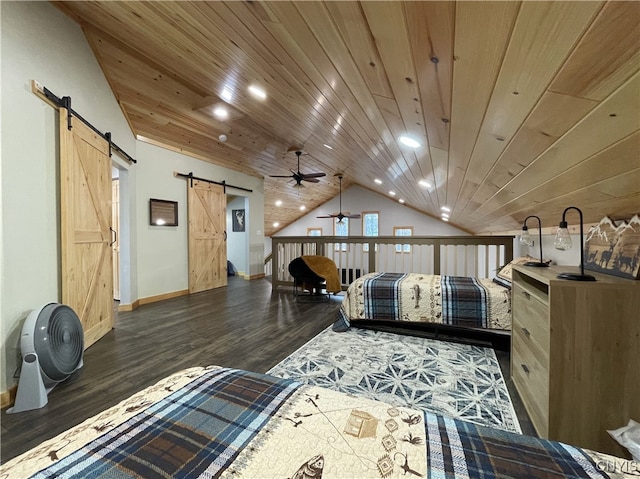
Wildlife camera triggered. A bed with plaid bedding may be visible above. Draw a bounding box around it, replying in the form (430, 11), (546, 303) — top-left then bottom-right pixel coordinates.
(1, 366), (633, 479)
(334, 272), (512, 332)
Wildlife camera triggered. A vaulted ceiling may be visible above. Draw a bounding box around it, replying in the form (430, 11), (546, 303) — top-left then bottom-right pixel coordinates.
(54, 1), (640, 237)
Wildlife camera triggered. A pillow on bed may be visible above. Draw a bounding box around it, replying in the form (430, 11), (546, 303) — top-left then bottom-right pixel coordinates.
(496, 256), (539, 282)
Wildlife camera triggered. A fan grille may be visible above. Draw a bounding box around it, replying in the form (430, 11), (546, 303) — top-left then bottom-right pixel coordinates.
(34, 304), (84, 382)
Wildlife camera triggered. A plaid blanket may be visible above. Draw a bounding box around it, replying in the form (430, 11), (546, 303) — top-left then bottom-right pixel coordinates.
(335, 272), (510, 331)
(1, 367), (623, 478)
(29, 368), (299, 479)
(441, 275), (488, 327)
(363, 272), (406, 320)
(424, 412), (608, 479)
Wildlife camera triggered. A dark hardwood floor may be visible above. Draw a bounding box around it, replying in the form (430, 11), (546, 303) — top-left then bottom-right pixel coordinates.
(1, 276), (533, 463)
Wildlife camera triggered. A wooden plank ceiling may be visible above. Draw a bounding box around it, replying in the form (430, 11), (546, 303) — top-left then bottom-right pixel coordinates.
(54, 1), (640, 237)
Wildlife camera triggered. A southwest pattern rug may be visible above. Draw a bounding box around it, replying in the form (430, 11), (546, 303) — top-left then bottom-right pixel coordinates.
(267, 327), (521, 433)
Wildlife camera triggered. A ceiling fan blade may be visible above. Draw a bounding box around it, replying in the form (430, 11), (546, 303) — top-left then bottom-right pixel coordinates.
(302, 177), (320, 183)
(345, 214), (361, 219)
(300, 172), (326, 178)
(269, 175), (294, 178)
(316, 214), (336, 219)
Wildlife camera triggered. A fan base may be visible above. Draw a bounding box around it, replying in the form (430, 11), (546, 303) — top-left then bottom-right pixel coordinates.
(6, 354), (48, 414)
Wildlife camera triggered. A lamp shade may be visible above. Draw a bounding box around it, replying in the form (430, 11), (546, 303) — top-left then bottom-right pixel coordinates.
(520, 227), (534, 247)
(554, 207), (595, 281)
(554, 221), (572, 251)
(520, 216), (548, 267)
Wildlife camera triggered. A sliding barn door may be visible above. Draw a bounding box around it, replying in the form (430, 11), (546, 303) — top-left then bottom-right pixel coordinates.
(60, 110), (114, 348)
(188, 180), (227, 293)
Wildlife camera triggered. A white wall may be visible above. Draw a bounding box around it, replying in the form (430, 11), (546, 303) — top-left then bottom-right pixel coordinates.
(0, 1), (136, 394)
(270, 185), (467, 246)
(0, 2), (265, 395)
(134, 143), (263, 298)
(227, 196), (249, 276)
(518, 232), (582, 266)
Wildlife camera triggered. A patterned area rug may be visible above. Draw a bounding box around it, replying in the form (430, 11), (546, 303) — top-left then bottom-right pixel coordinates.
(268, 327), (521, 433)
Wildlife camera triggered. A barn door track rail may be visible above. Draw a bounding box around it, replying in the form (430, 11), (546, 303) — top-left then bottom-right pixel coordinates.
(173, 171), (253, 193)
(31, 80), (136, 164)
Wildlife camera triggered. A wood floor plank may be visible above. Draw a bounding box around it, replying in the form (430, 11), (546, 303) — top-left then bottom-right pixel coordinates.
(0, 277), (532, 463)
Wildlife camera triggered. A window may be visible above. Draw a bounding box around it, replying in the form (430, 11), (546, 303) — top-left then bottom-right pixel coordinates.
(393, 226), (413, 253)
(362, 211), (379, 252)
(334, 217), (349, 251)
(307, 227), (322, 236)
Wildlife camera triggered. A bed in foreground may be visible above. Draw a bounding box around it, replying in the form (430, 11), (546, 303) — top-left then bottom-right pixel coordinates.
(1, 366), (631, 478)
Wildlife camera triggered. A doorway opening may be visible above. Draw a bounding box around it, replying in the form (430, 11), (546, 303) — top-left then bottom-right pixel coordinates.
(226, 194), (249, 279)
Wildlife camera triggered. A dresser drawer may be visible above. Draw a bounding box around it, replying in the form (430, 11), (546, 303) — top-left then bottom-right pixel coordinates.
(512, 334), (550, 437)
(512, 282), (550, 355)
(512, 319), (548, 371)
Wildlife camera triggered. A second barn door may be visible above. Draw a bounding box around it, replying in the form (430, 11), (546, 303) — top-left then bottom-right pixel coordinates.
(188, 179), (227, 293)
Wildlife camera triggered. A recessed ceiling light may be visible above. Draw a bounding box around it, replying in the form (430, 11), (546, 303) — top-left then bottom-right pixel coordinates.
(221, 86), (233, 103)
(374, 179), (383, 185)
(248, 85), (267, 100)
(275, 200), (282, 206)
(419, 180), (431, 188)
(441, 206), (451, 212)
(389, 191), (396, 196)
(399, 199), (405, 204)
(300, 205), (306, 211)
(323, 144), (333, 150)
(213, 106), (228, 119)
(399, 136), (421, 148)
(273, 222), (279, 227)
(442, 217), (449, 222)
(441, 213), (449, 219)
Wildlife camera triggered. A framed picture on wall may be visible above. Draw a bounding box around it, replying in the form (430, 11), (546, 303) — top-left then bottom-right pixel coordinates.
(584, 215), (640, 279)
(232, 209), (245, 232)
(149, 198), (178, 226)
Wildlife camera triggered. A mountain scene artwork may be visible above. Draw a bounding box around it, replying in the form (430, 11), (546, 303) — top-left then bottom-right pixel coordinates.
(584, 215), (640, 279)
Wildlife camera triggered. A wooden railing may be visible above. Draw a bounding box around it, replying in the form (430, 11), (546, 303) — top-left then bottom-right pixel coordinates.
(269, 235), (514, 290)
(264, 252), (273, 277)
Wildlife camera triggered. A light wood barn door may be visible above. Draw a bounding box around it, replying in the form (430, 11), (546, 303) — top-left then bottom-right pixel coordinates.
(188, 180), (227, 293)
(60, 110), (114, 348)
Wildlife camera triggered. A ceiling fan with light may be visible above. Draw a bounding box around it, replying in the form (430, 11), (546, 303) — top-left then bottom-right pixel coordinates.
(269, 148), (326, 188)
(317, 173), (361, 222)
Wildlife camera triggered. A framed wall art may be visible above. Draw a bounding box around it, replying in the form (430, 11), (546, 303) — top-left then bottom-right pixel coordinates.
(232, 209), (245, 232)
(149, 198), (178, 226)
(584, 215), (640, 279)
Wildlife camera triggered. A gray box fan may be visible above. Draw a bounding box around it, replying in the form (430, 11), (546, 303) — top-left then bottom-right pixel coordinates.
(8, 303), (84, 414)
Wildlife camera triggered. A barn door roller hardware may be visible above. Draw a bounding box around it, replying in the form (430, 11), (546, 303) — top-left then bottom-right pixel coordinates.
(173, 171), (253, 194)
(31, 80), (136, 164)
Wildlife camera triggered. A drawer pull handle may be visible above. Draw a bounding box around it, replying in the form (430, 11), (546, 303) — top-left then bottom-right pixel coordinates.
(521, 327), (531, 338)
(521, 364), (530, 375)
(522, 291), (531, 299)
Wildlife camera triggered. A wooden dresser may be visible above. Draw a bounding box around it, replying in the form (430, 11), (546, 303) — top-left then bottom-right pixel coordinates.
(511, 264), (640, 457)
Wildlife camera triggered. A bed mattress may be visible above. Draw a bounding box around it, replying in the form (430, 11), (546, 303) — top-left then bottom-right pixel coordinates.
(0, 366), (631, 479)
(335, 272), (511, 331)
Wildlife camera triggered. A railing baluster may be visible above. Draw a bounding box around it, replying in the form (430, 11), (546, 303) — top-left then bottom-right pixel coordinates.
(267, 235), (513, 289)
